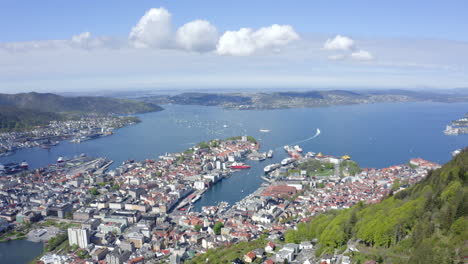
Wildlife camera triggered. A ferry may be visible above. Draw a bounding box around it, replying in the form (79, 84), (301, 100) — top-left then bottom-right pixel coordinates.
(230, 162), (251, 169)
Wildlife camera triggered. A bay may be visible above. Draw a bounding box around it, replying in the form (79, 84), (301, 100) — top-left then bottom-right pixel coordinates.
(1, 102), (467, 211)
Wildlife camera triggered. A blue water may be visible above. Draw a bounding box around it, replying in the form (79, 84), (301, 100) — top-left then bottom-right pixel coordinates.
(1, 102), (467, 211)
(0, 240), (43, 264)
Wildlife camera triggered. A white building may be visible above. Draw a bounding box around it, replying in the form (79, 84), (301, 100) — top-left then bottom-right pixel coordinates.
(68, 227), (90, 248)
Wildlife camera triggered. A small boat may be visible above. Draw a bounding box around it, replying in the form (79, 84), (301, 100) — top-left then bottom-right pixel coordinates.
(259, 129), (270, 133)
(267, 150), (273, 158)
(57, 157), (64, 163)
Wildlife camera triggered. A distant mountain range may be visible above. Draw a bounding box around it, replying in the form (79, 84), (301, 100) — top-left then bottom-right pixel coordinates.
(140, 89), (468, 109)
(0, 92), (162, 132)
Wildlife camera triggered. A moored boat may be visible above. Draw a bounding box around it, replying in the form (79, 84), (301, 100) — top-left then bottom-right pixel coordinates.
(230, 162), (251, 169)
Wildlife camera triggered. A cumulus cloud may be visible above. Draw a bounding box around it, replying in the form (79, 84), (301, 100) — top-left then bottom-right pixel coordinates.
(176, 20), (218, 52)
(351, 50), (374, 60)
(323, 35), (355, 51)
(129, 7), (173, 48)
(216, 24), (300, 56)
(323, 35), (375, 61)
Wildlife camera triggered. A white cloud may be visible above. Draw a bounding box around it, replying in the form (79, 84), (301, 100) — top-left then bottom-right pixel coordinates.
(0, 32), (119, 52)
(176, 20), (218, 52)
(216, 24), (300, 56)
(128, 7), (173, 49)
(351, 50), (374, 60)
(323, 35), (354, 51)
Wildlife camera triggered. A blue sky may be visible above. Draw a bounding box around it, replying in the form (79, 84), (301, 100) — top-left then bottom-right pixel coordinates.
(0, 0), (467, 92)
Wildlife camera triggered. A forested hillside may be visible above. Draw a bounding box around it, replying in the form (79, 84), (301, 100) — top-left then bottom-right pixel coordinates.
(0, 106), (62, 132)
(0, 92), (162, 114)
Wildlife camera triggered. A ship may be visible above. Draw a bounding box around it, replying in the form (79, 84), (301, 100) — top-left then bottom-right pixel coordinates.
(230, 162), (251, 169)
(20, 161), (29, 169)
(191, 194), (202, 203)
(259, 129), (270, 133)
(57, 156), (65, 163)
(267, 150), (273, 158)
(264, 163), (281, 173)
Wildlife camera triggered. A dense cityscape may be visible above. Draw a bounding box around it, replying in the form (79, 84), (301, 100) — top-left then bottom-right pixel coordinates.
(0, 116), (140, 157)
(0, 135), (441, 264)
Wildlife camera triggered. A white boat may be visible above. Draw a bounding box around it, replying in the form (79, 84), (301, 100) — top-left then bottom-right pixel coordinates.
(267, 150), (273, 158)
(281, 158), (295, 166)
(264, 163), (280, 173)
(259, 129), (270, 133)
(294, 145), (303, 152)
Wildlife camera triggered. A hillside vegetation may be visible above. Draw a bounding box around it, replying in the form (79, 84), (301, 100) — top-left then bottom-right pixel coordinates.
(0, 92), (162, 114)
(0, 106), (63, 132)
(284, 148), (468, 263)
(0, 92), (163, 132)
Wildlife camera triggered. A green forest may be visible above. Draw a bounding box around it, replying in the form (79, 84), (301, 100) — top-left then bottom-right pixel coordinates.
(0, 92), (162, 132)
(0, 106), (63, 132)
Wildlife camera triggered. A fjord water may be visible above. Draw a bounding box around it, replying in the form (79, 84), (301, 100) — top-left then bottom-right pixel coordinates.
(1, 103), (467, 211)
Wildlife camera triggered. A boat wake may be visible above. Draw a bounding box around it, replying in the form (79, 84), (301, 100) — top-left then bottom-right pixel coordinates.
(292, 128), (321, 145)
(273, 128), (321, 151)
